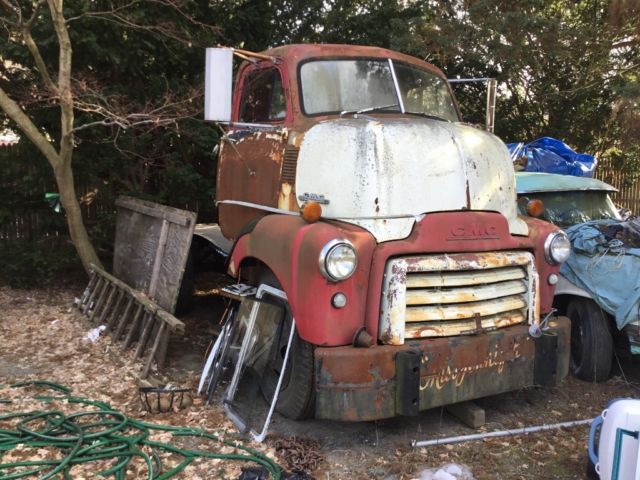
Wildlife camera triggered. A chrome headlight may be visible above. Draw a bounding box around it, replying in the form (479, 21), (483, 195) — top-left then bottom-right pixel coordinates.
(544, 231), (571, 264)
(319, 239), (357, 281)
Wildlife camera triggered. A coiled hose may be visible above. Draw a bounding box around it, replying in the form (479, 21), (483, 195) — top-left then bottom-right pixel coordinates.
(0, 381), (281, 479)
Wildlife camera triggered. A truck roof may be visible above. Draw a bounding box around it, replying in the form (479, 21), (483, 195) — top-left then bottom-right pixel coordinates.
(515, 172), (617, 194)
(260, 44), (445, 78)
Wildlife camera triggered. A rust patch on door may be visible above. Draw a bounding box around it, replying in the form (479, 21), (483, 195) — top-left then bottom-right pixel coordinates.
(217, 129), (287, 239)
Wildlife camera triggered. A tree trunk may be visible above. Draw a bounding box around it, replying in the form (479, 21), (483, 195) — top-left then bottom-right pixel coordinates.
(54, 162), (103, 272)
(51, 0), (102, 275)
(0, 86), (103, 275)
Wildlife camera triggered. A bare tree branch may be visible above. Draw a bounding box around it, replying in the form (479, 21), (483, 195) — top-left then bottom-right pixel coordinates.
(22, 30), (57, 92)
(64, 0), (219, 46)
(70, 74), (203, 134)
(25, 0), (46, 28)
(0, 84), (61, 167)
(1, 0), (57, 93)
(0, 0), (22, 25)
(0, 0), (216, 273)
(48, 0), (74, 165)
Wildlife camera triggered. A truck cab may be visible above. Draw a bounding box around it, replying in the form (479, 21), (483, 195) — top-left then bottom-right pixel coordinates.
(204, 44), (572, 421)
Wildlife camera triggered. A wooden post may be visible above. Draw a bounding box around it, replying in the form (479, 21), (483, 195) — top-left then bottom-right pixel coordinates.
(134, 314), (157, 359)
(89, 281), (111, 323)
(142, 322), (167, 378)
(124, 309), (148, 349)
(106, 289), (126, 331)
(83, 275), (103, 314)
(446, 402), (486, 429)
(114, 299), (137, 340)
(97, 285), (119, 325)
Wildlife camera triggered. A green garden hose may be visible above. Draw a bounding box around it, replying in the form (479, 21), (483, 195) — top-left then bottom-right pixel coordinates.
(0, 381), (281, 479)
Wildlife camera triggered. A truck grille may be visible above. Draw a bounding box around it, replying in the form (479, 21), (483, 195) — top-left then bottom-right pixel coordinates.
(379, 251), (538, 345)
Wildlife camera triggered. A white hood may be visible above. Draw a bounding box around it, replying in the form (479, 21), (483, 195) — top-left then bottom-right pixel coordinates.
(296, 117), (528, 242)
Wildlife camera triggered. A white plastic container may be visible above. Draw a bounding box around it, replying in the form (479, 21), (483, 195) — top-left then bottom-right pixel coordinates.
(589, 399), (640, 479)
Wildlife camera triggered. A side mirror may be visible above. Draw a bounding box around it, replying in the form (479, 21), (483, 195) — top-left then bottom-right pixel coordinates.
(485, 78), (497, 134)
(205, 48), (233, 122)
(448, 78), (497, 133)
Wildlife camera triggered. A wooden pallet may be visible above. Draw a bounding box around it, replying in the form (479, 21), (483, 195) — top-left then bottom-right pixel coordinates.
(76, 264), (185, 378)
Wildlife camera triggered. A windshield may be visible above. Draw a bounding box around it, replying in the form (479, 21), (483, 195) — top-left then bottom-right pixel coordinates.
(518, 191), (620, 228)
(300, 59), (459, 121)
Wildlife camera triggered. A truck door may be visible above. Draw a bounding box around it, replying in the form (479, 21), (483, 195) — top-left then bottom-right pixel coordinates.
(217, 63), (290, 240)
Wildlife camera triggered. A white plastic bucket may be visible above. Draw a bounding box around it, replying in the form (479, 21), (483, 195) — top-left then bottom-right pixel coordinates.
(589, 399), (640, 479)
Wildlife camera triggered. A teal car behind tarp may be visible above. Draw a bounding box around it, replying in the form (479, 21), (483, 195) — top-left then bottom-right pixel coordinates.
(516, 172), (638, 382)
(516, 172), (619, 228)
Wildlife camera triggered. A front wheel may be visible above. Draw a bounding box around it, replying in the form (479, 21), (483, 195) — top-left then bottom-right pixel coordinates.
(566, 298), (613, 382)
(258, 304), (315, 420)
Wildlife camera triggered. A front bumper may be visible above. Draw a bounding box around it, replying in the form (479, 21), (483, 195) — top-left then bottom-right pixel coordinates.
(314, 316), (570, 421)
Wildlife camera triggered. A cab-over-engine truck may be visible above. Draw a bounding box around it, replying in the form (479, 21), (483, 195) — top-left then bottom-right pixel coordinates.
(197, 44), (572, 421)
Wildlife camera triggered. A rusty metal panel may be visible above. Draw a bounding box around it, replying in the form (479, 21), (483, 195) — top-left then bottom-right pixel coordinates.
(406, 279), (526, 304)
(217, 129), (287, 239)
(406, 295), (527, 322)
(405, 267), (525, 288)
(417, 327), (535, 409)
(313, 319), (570, 421)
(315, 346), (397, 422)
(402, 251), (535, 271)
(113, 196), (196, 313)
(405, 311), (525, 338)
(379, 251), (538, 345)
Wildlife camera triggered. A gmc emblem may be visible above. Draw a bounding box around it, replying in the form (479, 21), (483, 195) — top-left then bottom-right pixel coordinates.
(447, 224), (499, 241)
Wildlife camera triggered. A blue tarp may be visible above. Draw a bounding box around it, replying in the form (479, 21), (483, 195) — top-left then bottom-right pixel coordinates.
(507, 137), (597, 177)
(560, 219), (640, 329)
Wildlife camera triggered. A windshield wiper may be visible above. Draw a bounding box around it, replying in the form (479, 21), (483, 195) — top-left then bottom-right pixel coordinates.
(340, 105), (450, 122)
(402, 111), (450, 122)
(340, 103), (400, 116)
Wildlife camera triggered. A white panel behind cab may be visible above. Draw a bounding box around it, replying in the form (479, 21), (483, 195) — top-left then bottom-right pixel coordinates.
(205, 48), (233, 122)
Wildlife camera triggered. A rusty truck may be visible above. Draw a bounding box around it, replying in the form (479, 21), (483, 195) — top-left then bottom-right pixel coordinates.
(192, 44), (573, 422)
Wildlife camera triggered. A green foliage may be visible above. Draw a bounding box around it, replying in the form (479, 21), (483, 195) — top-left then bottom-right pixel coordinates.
(0, 140), (66, 235)
(0, 0), (223, 283)
(0, 239), (83, 288)
(602, 145), (640, 186)
(212, 0), (638, 172)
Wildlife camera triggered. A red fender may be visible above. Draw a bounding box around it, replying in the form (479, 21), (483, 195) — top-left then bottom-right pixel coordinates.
(228, 215), (377, 347)
(520, 216), (566, 314)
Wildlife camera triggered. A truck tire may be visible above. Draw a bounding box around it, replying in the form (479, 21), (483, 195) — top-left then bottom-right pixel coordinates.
(566, 298), (613, 382)
(252, 271), (315, 419)
(259, 310), (316, 420)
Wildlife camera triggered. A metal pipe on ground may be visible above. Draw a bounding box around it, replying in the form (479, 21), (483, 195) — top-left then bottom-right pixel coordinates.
(411, 418), (593, 448)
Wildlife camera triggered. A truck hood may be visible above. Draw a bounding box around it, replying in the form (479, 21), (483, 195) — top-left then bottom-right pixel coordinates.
(296, 117), (528, 242)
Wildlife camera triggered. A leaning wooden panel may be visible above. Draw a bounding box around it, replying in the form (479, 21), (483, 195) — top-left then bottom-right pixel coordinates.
(113, 196), (197, 313)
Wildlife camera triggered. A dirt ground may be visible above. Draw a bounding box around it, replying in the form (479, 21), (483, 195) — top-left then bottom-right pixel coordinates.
(2, 282), (640, 479)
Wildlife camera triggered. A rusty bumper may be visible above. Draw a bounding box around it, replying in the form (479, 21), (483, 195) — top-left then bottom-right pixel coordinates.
(314, 316), (570, 421)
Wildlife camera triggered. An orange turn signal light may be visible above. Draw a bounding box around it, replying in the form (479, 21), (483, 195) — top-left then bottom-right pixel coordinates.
(300, 201), (322, 223)
(526, 199), (545, 217)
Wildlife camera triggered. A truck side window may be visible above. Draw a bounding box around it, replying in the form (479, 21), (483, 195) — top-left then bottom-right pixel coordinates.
(239, 68), (286, 123)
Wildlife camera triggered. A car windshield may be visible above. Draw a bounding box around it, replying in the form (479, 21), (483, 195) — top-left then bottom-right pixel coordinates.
(299, 59), (459, 121)
(517, 191), (620, 228)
